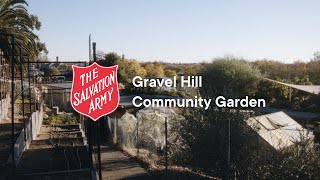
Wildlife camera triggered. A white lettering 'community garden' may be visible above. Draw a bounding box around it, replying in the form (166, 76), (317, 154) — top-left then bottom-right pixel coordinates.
(132, 96), (266, 109)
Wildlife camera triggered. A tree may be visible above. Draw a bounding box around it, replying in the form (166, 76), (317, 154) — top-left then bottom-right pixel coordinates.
(171, 107), (262, 179)
(96, 50), (105, 61)
(253, 60), (289, 79)
(97, 52), (121, 67)
(172, 106), (320, 179)
(164, 69), (177, 78)
(201, 56), (262, 98)
(307, 52), (320, 84)
(118, 59), (147, 83)
(181, 64), (204, 76)
(311, 51), (320, 62)
(253, 57), (320, 112)
(144, 62), (165, 78)
(97, 52), (147, 84)
(0, 0), (45, 62)
(44, 67), (60, 76)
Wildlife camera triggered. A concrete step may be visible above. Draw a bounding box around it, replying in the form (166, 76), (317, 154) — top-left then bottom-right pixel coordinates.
(39, 124), (80, 134)
(16, 169), (92, 180)
(37, 131), (83, 140)
(16, 146), (90, 175)
(29, 137), (84, 149)
(15, 123), (91, 179)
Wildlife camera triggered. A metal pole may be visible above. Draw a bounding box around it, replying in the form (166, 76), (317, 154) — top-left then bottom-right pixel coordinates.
(88, 117), (93, 165)
(19, 47), (26, 141)
(114, 117), (117, 143)
(89, 34), (92, 63)
(93, 42), (97, 63)
(97, 120), (102, 180)
(289, 87), (292, 102)
(27, 57), (32, 113)
(10, 35), (15, 175)
(165, 117), (168, 179)
(33, 72), (36, 111)
(87, 39), (93, 171)
(226, 118), (231, 180)
(136, 118), (139, 156)
(93, 42), (102, 180)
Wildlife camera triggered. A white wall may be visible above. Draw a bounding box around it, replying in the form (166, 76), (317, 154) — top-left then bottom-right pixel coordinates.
(7, 102), (44, 166)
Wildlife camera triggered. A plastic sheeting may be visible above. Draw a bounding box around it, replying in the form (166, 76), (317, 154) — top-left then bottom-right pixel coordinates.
(246, 111), (313, 150)
(264, 78), (320, 95)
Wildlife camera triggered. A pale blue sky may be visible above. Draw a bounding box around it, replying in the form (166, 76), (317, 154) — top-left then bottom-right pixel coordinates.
(28, 0), (320, 63)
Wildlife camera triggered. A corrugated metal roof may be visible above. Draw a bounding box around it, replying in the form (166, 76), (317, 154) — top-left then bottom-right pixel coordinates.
(246, 111), (313, 150)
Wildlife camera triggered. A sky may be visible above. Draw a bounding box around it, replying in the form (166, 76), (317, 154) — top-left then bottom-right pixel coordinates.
(28, 0), (320, 63)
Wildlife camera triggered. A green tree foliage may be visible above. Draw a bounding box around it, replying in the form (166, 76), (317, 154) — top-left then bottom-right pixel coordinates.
(97, 52), (148, 84)
(144, 62), (165, 78)
(171, 107), (259, 178)
(44, 67), (60, 76)
(97, 52), (121, 67)
(96, 50), (106, 61)
(307, 52), (320, 84)
(36, 42), (48, 54)
(181, 63), (204, 76)
(253, 60), (289, 79)
(254, 56), (320, 112)
(255, 79), (291, 109)
(0, 0), (46, 62)
(164, 69), (177, 78)
(118, 59), (147, 83)
(254, 55), (320, 85)
(201, 57), (262, 97)
(172, 107), (320, 179)
(163, 63), (204, 76)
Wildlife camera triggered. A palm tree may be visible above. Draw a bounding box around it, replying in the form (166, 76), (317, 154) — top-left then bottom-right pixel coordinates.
(0, 0), (41, 63)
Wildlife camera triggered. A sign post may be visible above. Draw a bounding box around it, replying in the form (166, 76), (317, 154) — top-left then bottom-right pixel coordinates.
(93, 42), (102, 180)
(71, 42), (119, 180)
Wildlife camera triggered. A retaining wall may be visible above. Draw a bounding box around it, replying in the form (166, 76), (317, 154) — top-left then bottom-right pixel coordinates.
(7, 102), (43, 166)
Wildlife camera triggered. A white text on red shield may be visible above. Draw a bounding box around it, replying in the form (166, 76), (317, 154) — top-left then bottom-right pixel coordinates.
(72, 68), (115, 114)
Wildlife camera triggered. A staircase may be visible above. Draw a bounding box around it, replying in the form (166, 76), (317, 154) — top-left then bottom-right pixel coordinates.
(16, 124), (92, 180)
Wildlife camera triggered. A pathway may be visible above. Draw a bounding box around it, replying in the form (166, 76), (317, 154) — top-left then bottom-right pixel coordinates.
(100, 146), (154, 180)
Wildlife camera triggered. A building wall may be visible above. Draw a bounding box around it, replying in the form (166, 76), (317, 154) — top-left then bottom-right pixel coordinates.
(44, 87), (71, 112)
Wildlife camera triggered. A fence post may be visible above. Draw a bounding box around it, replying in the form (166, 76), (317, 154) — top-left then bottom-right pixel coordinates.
(88, 119), (93, 165)
(27, 57), (32, 113)
(92, 42), (102, 180)
(136, 115), (139, 156)
(165, 116), (168, 179)
(224, 118), (231, 180)
(19, 47), (26, 141)
(97, 120), (102, 180)
(10, 35), (16, 175)
(114, 117), (117, 144)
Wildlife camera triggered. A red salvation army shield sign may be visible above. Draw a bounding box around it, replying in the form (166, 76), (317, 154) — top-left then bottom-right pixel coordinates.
(70, 63), (119, 121)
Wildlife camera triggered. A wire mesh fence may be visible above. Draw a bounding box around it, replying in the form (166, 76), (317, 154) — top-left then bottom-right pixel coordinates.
(107, 106), (320, 179)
